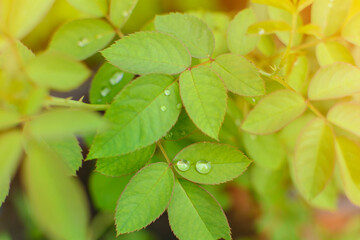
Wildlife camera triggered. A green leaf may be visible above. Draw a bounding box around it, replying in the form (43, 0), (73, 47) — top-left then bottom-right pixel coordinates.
(115, 163), (174, 235)
(287, 55), (309, 95)
(242, 90), (307, 134)
(164, 110), (197, 140)
(27, 109), (105, 139)
(297, 24), (322, 37)
(242, 133), (285, 170)
(251, 0), (294, 12)
(109, 0), (138, 28)
(316, 41), (354, 66)
(308, 63), (360, 100)
(89, 172), (132, 212)
(211, 53), (265, 96)
(335, 136), (360, 206)
(1, 0), (54, 39)
(179, 66), (227, 140)
(247, 20), (291, 35)
(168, 180), (230, 240)
(309, 179), (337, 210)
(0, 109), (20, 131)
(155, 13), (215, 58)
(0, 130), (23, 207)
(311, 0), (351, 36)
(294, 118), (335, 200)
(89, 63), (134, 104)
(172, 142), (251, 184)
(267, 7), (303, 47)
(227, 8), (259, 55)
(26, 52), (91, 91)
(102, 32), (191, 75)
(342, 13), (360, 46)
(327, 102), (360, 137)
(257, 35), (276, 56)
(66, 0), (107, 17)
(96, 144), (156, 177)
(23, 141), (89, 240)
(46, 135), (83, 175)
(88, 74), (181, 159)
(49, 18), (115, 60)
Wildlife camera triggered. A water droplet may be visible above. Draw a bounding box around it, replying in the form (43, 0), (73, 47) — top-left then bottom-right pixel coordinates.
(176, 159), (190, 172)
(196, 160), (211, 174)
(328, 2), (333, 7)
(164, 89), (171, 96)
(160, 105), (167, 112)
(100, 88), (110, 97)
(166, 132), (173, 139)
(235, 119), (241, 126)
(109, 72), (124, 85)
(258, 28), (265, 35)
(78, 38), (89, 47)
(96, 34), (103, 39)
(123, 11), (129, 17)
(251, 98), (256, 103)
(176, 103), (182, 109)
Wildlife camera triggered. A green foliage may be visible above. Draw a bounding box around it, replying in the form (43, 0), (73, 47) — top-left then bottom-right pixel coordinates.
(102, 32), (191, 75)
(172, 142), (251, 184)
(4, 1), (360, 239)
(49, 18), (115, 60)
(179, 66), (227, 139)
(155, 13), (215, 58)
(115, 163), (174, 234)
(168, 180), (231, 240)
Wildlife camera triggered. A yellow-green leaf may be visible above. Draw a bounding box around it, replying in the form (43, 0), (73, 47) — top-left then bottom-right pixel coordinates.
(242, 90), (307, 134)
(342, 12), (360, 46)
(315, 41), (354, 66)
(294, 118), (335, 200)
(247, 20), (291, 35)
(308, 63), (360, 100)
(335, 136), (360, 206)
(311, 0), (352, 37)
(251, 0), (295, 12)
(109, 0), (138, 28)
(327, 102), (360, 137)
(66, 0), (107, 17)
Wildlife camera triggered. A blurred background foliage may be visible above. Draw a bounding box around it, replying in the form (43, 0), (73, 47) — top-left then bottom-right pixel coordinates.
(1, 0), (360, 239)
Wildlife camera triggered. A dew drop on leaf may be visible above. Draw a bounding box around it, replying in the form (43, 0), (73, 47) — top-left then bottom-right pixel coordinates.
(195, 160), (211, 174)
(176, 159), (190, 172)
(109, 72), (124, 85)
(123, 11), (129, 17)
(77, 38), (89, 47)
(176, 103), (182, 109)
(258, 28), (265, 35)
(164, 89), (171, 96)
(100, 87), (110, 97)
(160, 105), (167, 112)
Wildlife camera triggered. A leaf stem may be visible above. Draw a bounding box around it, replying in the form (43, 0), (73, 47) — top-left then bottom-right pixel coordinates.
(44, 96), (110, 111)
(105, 16), (124, 38)
(156, 141), (172, 166)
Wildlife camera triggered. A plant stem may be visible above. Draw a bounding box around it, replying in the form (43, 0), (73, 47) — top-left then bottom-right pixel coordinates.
(44, 96), (110, 111)
(156, 141), (172, 166)
(105, 16), (124, 38)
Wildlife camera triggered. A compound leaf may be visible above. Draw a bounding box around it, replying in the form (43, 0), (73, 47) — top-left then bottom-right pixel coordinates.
(23, 141), (89, 240)
(242, 90), (306, 134)
(227, 8), (259, 55)
(308, 63), (360, 100)
(88, 74), (181, 159)
(168, 180), (230, 240)
(49, 18), (115, 60)
(26, 52), (91, 91)
(102, 32), (191, 75)
(172, 142), (251, 185)
(211, 53), (265, 96)
(155, 13), (215, 58)
(115, 163), (174, 234)
(179, 66), (227, 140)
(96, 144), (156, 177)
(327, 102), (360, 137)
(294, 118), (335, 200)
(89, 63), (134, 104)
